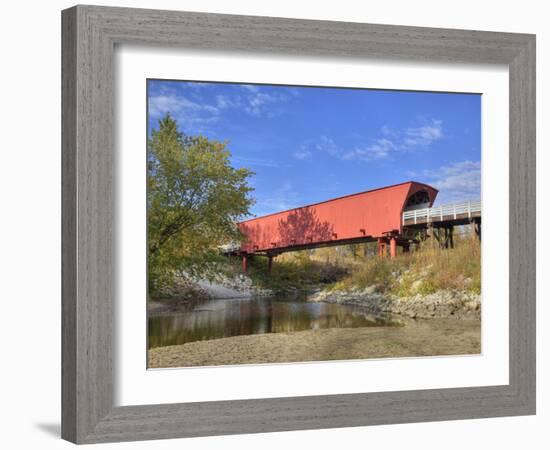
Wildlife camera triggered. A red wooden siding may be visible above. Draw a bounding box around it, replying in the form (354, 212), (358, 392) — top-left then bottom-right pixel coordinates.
(238, 181), (438, 254)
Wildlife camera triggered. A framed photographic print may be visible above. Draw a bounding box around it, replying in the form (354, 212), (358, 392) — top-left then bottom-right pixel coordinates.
(62, 5), (536, 444)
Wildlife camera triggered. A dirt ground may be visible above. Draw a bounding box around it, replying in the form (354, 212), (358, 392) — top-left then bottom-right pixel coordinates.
(148, 319), (481, 368)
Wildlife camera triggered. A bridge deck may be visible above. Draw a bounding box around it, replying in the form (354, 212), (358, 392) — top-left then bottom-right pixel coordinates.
(402, 200), (481, 228)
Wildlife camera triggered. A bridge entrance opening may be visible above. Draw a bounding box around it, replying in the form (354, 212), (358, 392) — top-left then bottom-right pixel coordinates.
(404, 189), (431, 211)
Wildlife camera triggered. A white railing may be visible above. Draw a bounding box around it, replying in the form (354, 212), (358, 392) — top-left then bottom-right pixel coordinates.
(403, 200), (481, 225)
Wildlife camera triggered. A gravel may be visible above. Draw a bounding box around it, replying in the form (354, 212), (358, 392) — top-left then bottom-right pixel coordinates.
(309, 288), (481, 320)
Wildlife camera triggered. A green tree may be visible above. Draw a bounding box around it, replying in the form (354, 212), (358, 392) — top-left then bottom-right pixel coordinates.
(147, 114), (254, 294)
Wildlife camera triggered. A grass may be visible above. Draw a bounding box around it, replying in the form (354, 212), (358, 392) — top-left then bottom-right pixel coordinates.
(330, 236), (481, 296)
(219, 232), (480, 297)
(222, 251), (348, 292)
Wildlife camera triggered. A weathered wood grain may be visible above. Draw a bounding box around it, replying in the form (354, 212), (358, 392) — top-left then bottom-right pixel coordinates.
(61, 5), (536, 444)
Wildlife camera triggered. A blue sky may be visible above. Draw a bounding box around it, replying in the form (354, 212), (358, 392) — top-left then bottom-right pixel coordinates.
(148, 80), (481, 217)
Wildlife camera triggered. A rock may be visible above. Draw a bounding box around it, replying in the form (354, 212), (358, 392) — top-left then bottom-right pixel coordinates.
(363, 285), (377, 295)
(411, 280), (423, 292)
(308, 287), (481, 320)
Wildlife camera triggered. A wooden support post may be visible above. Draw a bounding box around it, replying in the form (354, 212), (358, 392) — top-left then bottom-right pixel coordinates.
(390, 237), (397, 258)
(449, 226), (454, 249)
(432, 227), (439, 248)
(242, 254), (248, 272)
(267, 255), (273, 274)
(443, 227), (450, 249)
(377, 238), (386, 258)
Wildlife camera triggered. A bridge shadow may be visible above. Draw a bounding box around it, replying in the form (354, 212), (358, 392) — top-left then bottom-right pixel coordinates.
(238, 207), (335, 252)
(277, 207), (334, 248)
(239, 221), (274, 251)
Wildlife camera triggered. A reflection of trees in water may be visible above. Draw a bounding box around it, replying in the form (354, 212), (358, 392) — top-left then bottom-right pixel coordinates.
(149, 297), (395, 348)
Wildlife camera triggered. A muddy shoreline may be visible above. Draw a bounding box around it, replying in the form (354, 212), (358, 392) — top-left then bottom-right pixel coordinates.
(148, 318), (481, 368)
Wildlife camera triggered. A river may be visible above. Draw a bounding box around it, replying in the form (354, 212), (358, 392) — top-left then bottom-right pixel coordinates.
(148, 293), (400, 349)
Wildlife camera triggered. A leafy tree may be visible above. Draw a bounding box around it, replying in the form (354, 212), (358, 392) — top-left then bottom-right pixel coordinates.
(147, 114), (254, 294)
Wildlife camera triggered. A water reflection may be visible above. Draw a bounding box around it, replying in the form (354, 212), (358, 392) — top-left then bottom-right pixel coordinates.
(149, 295), (399, 348)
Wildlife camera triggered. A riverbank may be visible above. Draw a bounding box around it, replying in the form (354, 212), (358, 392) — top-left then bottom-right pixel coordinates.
(148, 318), (480, 368)
(149, 287), (481, 319)
(309, 288), (480, 320)
(149, 271), (274, 316)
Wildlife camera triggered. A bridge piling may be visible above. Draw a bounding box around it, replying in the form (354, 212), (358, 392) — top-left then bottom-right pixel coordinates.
(242, 254), (248, 272)
(377, 238), (387, 257)
(470, 219), (482, 241)
(390, 237), (397, 258)
(432, 226), (455, 249)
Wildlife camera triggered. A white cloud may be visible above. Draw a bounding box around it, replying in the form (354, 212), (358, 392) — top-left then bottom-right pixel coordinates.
(149, 95), (216, 116)
(215, 95), (241, 110)
(343, 138), (397, 161)
(381, 124), (398, 138)
(235, 85), (293, 117)
(344, 119), (444, 162)
(417, 160), (481, 203)
(148, 94), (221, 131)
(241, 84), (260, 93)
(244, 90), (289, 117)
(294, 135), (338, 161)
(403, 119), (443, 147)
(185, 82), (213, 89)
(315, 136), (338, 156)
(150, 83), (295, 133)
(294, 146), (313, 160)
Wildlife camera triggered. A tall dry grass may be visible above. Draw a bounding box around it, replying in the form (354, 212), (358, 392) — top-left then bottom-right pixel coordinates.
(224, 232), (480, 295)
(330, 235), (481, 295)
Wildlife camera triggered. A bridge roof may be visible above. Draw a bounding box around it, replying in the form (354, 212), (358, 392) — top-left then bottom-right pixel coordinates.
(239, 181), (438, 224)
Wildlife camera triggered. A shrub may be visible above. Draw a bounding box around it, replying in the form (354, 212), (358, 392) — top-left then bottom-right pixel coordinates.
(220, 233), (480, 297)
(321, 234), (481, 296)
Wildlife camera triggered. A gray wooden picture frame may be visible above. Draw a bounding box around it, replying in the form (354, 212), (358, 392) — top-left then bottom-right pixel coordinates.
(62, 5), (536, 444)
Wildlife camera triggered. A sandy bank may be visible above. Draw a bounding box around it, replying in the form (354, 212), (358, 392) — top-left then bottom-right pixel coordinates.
(148, 319), (480, 368)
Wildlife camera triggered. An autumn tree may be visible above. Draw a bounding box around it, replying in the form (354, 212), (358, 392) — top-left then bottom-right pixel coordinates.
(147, 114), (254, 294)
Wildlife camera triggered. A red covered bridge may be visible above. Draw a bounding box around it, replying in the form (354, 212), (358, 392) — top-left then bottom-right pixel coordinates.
(236, 181), (457, 272)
